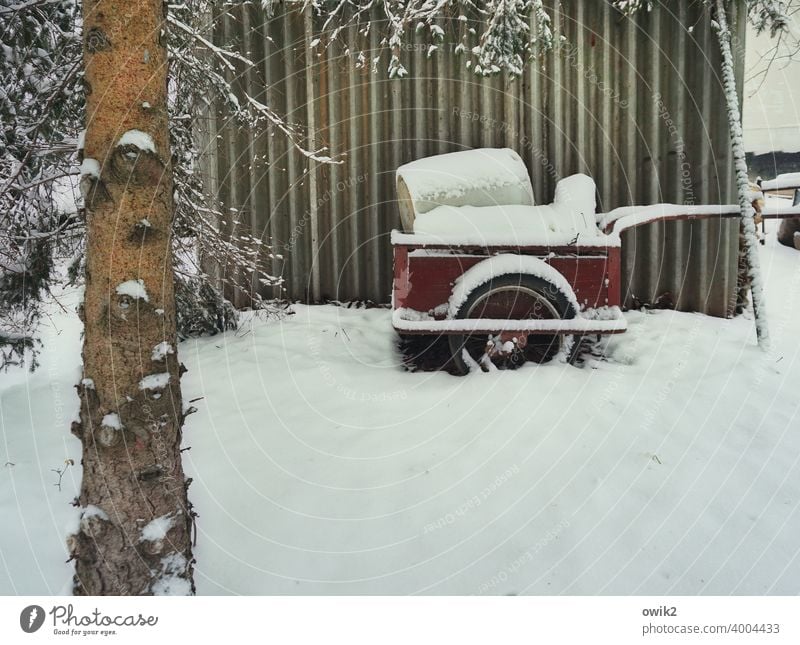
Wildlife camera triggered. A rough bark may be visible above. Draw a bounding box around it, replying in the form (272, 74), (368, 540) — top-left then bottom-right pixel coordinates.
(713, 0), (770, 349)
(72, 0), (194, 595)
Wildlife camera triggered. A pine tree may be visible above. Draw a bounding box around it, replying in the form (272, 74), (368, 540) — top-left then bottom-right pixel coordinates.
(72, 0), (194, 595)
(474, 0), (551, 76)
(0, 0), (83, 370)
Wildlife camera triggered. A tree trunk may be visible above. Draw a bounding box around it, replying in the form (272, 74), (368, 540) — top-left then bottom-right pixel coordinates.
(713, 0), (770, 350)
(72, 0), (194, 595)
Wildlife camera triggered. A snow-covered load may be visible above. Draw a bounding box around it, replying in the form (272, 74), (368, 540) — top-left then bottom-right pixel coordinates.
(396, 148), (603, 247)
(396, 148), (535, 232)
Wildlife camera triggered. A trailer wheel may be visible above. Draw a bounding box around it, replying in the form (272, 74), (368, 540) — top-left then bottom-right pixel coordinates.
(448, 273), (577, 375)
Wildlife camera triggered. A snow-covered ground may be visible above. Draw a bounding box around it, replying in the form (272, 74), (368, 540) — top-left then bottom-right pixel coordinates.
(2, 220), (799, 595)
(0, 287), (82, 595)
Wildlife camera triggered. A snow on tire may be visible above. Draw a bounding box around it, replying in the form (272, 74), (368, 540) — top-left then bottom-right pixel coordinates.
(447, 271), (578, 376)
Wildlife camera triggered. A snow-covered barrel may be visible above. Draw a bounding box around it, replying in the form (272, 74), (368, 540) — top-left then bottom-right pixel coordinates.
(396, 148), (535, 231)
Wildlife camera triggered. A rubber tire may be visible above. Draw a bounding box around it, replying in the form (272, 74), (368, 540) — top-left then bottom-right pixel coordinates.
(448, 273), (578, 376)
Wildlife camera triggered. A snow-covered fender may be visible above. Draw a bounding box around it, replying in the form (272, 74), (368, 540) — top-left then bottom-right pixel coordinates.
(446, 254), (580, 319)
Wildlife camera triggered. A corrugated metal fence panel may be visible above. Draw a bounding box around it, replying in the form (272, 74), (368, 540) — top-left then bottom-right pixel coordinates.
(205, 0), (744, 316)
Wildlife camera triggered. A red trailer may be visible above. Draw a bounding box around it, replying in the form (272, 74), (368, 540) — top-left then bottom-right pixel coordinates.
(391, 149), (800, 374)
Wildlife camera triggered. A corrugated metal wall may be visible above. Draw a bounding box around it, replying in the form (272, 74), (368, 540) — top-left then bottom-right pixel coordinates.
(203, 0), (745, 317)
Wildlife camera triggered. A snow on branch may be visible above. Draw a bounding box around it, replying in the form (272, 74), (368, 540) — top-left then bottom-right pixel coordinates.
(0, 0), (83, 370)
(305, 0), (557, 77)
(80, 159), (101, 179)
(139, 373), (171, 391)
(612, 0), (653, 15)
(613, 0), (791, 35)
(116, 279), (149, 302)
(747, 0), (790, 35)
(166, 8), (332, 163)
(117, 130), (157, 154)
(140, 514), (175, 543)
(473, 0), (549, 76)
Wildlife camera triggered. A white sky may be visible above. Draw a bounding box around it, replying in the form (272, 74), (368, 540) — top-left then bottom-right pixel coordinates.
(743, 16), (800, 154)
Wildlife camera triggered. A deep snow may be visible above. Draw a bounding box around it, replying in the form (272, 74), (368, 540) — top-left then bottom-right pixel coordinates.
(1, 220), (799, 595)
